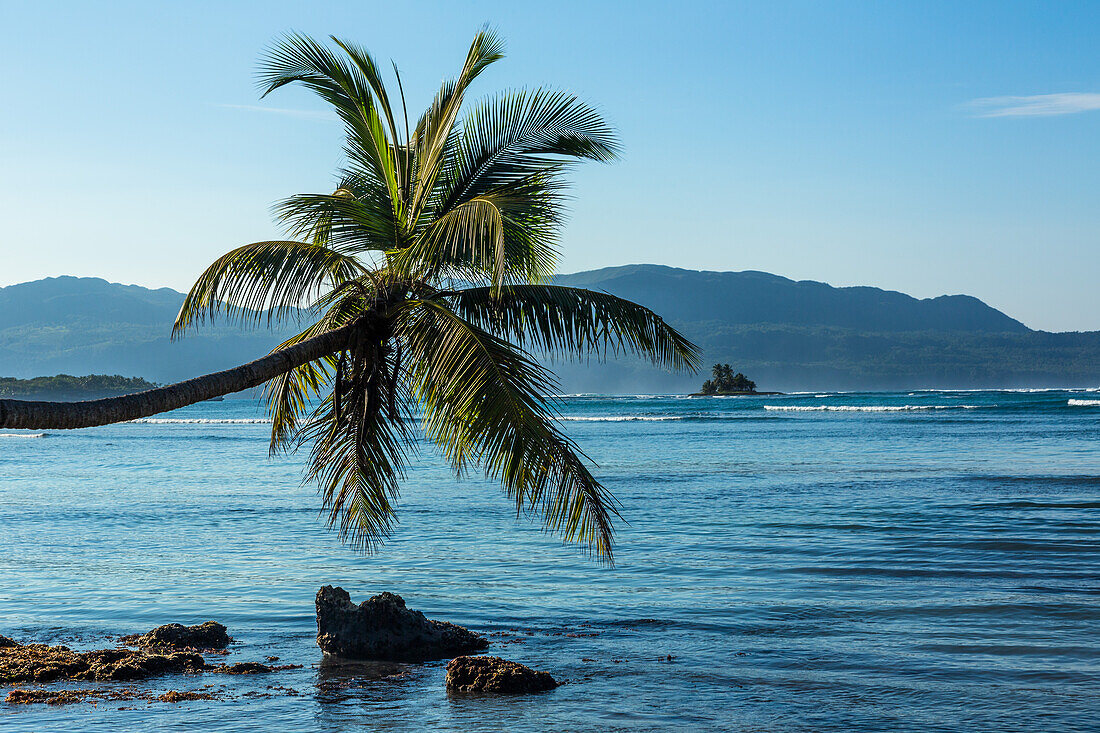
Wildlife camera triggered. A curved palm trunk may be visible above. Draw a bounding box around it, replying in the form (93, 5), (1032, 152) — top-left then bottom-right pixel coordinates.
(0, 321), (362, 430)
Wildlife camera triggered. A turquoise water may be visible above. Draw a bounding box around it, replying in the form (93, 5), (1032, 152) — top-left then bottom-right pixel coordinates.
(1, 390), (1098, 731)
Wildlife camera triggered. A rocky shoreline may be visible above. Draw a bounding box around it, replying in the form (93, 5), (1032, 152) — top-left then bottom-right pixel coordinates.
(1, 621), (302, 705)
(2, 588), (564, 705)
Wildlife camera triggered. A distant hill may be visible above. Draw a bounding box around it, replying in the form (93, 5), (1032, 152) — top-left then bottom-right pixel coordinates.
(550, 266), (1100, 392)
(555, 265), (1028, 334)
(1, 269), (1098, 392)
(0, 276), (295, 384)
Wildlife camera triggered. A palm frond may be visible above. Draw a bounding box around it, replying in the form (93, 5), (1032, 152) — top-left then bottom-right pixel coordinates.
(395, 195), (505, 286)
(263, 328), (336, 455)
(259, 33), (404, 224)
(442, 284), (700, 371)
(172, 240), (366, 336)
(397, 299), (620, 561)
(273, 185), (399, 253)
(293, 303), (416, 551)
(407, 28), (506, 224)
(296, 385), (415, 551)
(439, 88), (619, 213)
(397, 171), (566, 286)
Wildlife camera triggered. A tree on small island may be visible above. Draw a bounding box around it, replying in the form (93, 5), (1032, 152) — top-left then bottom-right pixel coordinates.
(700, 364), (756, 394)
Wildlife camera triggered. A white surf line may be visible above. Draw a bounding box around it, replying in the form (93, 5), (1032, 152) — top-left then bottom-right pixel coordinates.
(557, 416), (684, 422)
(126, 418), (274, 424)
(763, 405), (979, 412)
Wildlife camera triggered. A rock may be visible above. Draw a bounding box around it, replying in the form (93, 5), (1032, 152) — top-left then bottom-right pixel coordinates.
(0, 637), (205, 683)
(445, 656), (558, 693)
(120, 621), (230, 650)
(219, 661), (272, 674)
(6, 688), (90, 705)
(315, 586), (488, 661)
(83, 648), (207, 681)
(5, 687), (222, 706)
(158, 690), (220, 703)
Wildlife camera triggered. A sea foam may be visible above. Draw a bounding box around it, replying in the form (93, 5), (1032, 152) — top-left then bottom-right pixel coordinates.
(1067, 399), (1100, 406)
(764, 405), (979, 412)
(127, 418), (273, 424)
(557, 415), (684, 422)
(0, 433), (47, 438)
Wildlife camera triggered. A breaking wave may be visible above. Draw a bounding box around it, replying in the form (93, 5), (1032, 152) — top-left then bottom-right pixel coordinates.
(1067, 399), (1100, 407)
(764, 405), (980, 412)
(557, 416), (685, 422)
(0, 433), (48, 438)
(127, 418), (273, 424)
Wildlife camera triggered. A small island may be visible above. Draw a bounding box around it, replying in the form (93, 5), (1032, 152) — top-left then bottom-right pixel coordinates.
(693, 364), (783, 396)
(0, 374), (157, 401)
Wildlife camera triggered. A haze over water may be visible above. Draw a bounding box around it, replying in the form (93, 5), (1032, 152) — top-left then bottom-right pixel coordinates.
(1, 390), (1098, 731)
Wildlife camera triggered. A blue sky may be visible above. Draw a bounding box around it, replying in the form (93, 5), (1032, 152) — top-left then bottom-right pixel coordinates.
(1, 1), (1097, 331)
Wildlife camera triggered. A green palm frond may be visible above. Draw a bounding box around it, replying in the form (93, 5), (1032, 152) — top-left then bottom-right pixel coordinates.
(329, 37), (404, 166)
(172, 240), (366, 335)
(295, 302), (416, 551)
(407, 29), (506, 224)
(443, 284), (700, 371)
(395, 195), (506, 286)
(264, 329), (336, 455)
(439, 88), (619, 214)
(259, 33), (404, 222)
(397, 298), (620, 561)
(297, 386), (415, 552)
(396, 172), (567, 287)
(273, 187), (398, 253)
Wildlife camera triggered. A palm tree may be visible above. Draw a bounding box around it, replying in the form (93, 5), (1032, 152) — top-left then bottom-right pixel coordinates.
(0, 31), (698, 561)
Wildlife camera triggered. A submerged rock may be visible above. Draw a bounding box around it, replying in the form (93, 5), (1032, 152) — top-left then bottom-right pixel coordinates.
(315, 586), (488, 661)
(0, 638), (205, 683)
(5, 686), (222, 706)
(445, 656), (558, 693)
(120, 621), (231, 650)
(208, 661), (301, 674)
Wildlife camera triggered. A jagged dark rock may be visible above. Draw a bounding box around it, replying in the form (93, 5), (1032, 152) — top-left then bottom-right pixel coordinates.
(445, 656), (558, 693)
(315, 586), (488, 661)
(120, 621), (230, 650)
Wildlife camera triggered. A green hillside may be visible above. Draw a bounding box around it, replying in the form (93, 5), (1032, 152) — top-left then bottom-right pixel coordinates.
(0, 374), (157, 401)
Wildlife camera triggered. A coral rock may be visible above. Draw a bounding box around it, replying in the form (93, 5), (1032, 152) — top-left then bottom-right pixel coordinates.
(120, 621), (230, 650)
(0, 637), (205, 684)
(445, 656), (558, 693)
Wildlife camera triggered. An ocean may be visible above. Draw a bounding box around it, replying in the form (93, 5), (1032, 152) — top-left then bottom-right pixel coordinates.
(1, 390), (1098, 731)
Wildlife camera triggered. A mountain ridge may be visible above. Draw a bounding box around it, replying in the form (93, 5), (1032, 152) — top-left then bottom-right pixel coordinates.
(2, 269), (1097, 391)
(553, 265), (1029, 334)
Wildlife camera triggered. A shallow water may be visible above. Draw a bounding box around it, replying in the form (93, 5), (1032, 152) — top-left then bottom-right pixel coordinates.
(1, 390), (1098, 731)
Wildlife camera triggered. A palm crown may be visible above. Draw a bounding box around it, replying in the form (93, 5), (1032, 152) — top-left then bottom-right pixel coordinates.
(172, 30), (699, 562)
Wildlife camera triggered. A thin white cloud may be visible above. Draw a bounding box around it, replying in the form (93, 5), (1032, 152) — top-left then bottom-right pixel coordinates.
(218, 103), (337, 121)
(969, 92), (1100, 118)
